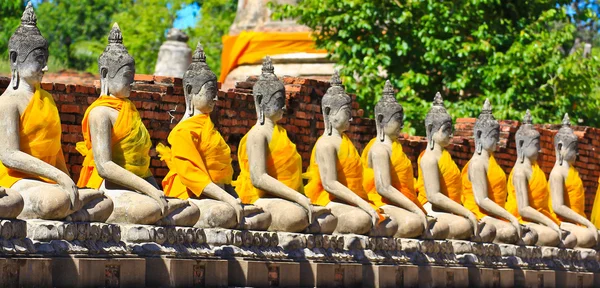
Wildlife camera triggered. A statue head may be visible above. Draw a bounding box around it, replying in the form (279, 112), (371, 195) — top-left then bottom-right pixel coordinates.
(183, 42), (217, 117)
(375, 80), (403, 142)
(424, 92), (453, 150)
(8, 2), (49, 89)
(322, 70), (352, 135)
(252, 56), (285, 125)
(473, 99), (500, 155)
(515, 110), (540, 163)
(554, 113), (578, 165)
(98, 23), (135, 98)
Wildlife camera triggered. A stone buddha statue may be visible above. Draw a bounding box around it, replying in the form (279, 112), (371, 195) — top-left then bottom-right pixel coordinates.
(76, 23), (199, 226)
(0, 3), (112, 221)
(156, 43), (270, 230)
(415, 93), (495, 242)
(548, 114), (598, 248)
(233, 57), (336, 233)
(505, 110), (576, 248)
(304, 72), (397, 237)
(461, 99), (537, 245)
(361, 81), (448, 239)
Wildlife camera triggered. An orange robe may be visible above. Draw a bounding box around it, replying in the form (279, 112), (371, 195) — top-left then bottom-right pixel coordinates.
(361, 138), (424, 212)
(232, 125), (302, 204)
(461, 155), (508, 220)
(156, 114), (233, 200)
(415, 149), (462, 206)
(505, 163), (560, 224)
(550, 166), (586, 222)
(76, 95), (152, 189)
(0, 86), (64, 187)
(591, 178), (600, 228)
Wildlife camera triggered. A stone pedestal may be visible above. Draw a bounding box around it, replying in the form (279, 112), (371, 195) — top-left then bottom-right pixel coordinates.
(363, 264), (419, 288)
(228, 259), (300, 287)
(52, 257), (145, 287)
(514, 270), (556, 288)
(555, 271), (593, 288)
(0, 258), (52, 287)
(418, 266), (469, 288)
(298, 262), (362, 288)
(468, 267), (514, 288)
(145, 257), (228, 287)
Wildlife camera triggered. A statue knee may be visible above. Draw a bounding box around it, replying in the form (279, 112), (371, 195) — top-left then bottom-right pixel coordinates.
(198, 202), (237, 229)
(575, 230), (596, 249)
(20, 186), (71, 220)
(335, 210), (371, 235)
(0, 189), (24, 219)
(479, 222), (497, 243)
(274, 205), (309, 233)
(312, 212), (337, 234)
(447, 217), (473, 240)
(494, 222), (519, 244)
(394, 214), (424, 238)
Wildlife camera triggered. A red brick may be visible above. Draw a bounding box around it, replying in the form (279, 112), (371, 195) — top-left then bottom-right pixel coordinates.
(61, 104), (80, 113)
(55, 83), (66, 92)
(41, 82), (53, 90)
(134, 74), (154, 83)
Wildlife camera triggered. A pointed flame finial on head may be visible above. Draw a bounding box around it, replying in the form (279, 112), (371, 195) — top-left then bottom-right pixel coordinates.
(192, 42), (206, 63)
(21, 2), (37, 26)
(432, 92), (444, 107)
(382, 80), (395, 100)
(482, 98), (492, 113)
(523, 109), (533, 125)
(330, 70), (342, 87)
(108, 23), (123, 44)
(261, 56), (274, 74)
(562, 113), (571, 127)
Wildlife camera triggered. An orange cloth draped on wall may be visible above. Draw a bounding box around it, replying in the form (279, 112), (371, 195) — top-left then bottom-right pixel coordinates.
(0, 86), (64, 187)
(460, 155), (508, 220)
(591, 178), (600, 228)
(415, 150), (463, 206)
(76, 95), (152, 189)
(232, 125), (303, 204)
(219, 31), (326, 82)
(156, 114), (233, 200)
(505, 162), (560, 224)
(361, 138), (424, 212)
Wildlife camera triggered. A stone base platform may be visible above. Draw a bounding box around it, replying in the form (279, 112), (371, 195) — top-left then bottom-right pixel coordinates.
(0, 219), (598, 287)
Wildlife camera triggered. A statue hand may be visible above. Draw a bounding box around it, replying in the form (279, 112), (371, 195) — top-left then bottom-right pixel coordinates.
(233, 202), (244, 226)
(58, 175), (79, 210)
(588, 225), (599, 243)
(296, 195), (313, 224)
(368, 209), (379, 228)
(0, 187), (6, 197)
(511, 219), (522, 239)
(149, 190), (168, 216)
(468, 215), (479, 237)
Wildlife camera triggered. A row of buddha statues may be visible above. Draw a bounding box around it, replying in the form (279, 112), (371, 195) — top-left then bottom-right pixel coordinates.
(0, 4), (598, 251)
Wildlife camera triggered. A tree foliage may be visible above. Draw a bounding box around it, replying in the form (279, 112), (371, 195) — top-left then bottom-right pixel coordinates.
(274, 0), (600, 134)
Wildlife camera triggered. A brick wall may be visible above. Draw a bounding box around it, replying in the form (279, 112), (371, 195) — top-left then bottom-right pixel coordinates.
(0, 75), (598, 216)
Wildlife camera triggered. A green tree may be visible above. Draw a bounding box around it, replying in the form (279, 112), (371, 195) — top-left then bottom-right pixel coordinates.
(0, 0), (24, 60)
(274, 1), (600, 134)
(186, 0), (238, 77)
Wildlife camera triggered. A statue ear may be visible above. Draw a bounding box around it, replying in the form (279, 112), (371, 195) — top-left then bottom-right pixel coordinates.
(185, 84), (192, 95)
(324, 107), (332, 135)
(557, 142), (564, 165)
(377, 114), (385, 142)
(518, 139), (525, 163)
(475, 130), (483, 155)
(427, 123), (434, 150)
(100, 67), (108, 79)
(256, 93), (265, 125)
(256, 94), (263, 105)
(9, 51), (17, 65)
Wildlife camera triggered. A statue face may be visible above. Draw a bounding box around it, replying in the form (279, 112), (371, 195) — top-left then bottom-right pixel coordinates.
(192, 81), (218, 114)
(104, 63), (134, 98)
(560, 142), (578, 163)
(12, 47), (48, 85)
(481, 129), (499, 152)
(330, 104), (352, 133)
(523, 138), (541, 161)
(383, 112), (403, 139)
(432, 122), (452, 147)
(263, 91), (285, 122)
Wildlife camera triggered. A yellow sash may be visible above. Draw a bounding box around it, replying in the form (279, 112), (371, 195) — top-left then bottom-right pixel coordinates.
(550, 166), (586, 222)
(461, 156), (507, 220)
(361, 138), (423, 212)
(415, 149), (462, 206)
(232, 125), (302, 204)
(0, 86), (64, 187)
(506, 163), (560, 224)
(76, 95), (152, 189)
(156, 114), (233, 199)
(591, 178), (600, 228)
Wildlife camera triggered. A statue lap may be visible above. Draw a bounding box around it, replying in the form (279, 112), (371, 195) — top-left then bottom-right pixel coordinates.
(188, 198), (237, 229)
(253, 198), (309, 233)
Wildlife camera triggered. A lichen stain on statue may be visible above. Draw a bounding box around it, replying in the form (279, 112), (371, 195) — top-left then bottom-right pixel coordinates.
(232, 56), (337, 233)
(0, 2), (111, 222)
(362, 80), (449, 239)
(416, 92), (496, 242)
(75, 23), (199, 226)
(548, 113), (599, 248)
(462, 99), (538, 245)
(156, 43), (271, 231)
(304, 71), (397, 237)
(505, 110), (577, 248)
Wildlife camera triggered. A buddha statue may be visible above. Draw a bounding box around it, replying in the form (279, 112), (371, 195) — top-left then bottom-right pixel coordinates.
(505, 110), (577, 248)
(461, 99), (537, 245)
(548, 114), (598, 248)
(304, 72), (398, 237)
(415, 93), (495, 242)
(76, 23), (199, 226)
(361, 81), (448, 239)
(0, 3), (112, 221)
(233, 57), (336, 233)
(156, 43), (270, 230)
